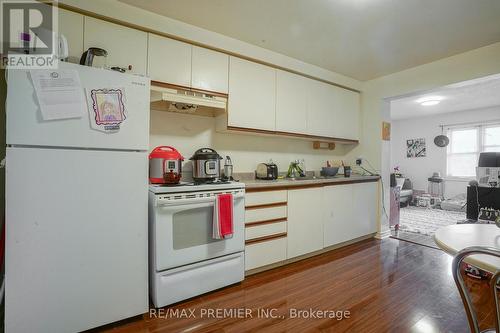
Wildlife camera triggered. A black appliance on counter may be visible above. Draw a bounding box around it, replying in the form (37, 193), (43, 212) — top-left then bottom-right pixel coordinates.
(256, 162), (278, 180)
(189, 148), (223, 183)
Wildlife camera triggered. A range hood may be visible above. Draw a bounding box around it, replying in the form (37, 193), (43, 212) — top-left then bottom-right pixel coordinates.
(150, 85), (227, 117)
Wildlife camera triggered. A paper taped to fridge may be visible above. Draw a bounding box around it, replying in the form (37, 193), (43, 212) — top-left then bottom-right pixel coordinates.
(30, 69), (86, 121)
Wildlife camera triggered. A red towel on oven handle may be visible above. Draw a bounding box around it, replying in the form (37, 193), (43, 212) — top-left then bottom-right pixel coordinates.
(216, 193), (233, 238)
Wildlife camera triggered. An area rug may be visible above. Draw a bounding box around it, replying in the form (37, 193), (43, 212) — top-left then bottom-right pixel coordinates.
(399, 206), (467, 236)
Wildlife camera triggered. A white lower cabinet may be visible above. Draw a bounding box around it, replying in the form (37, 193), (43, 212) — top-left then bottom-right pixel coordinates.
(352, 182), (378, 236)
(287, 187), (324, 259)
(323, 184), (354, 247)
(244, 182), (377, 272)
(245, 237), (287, 271)
(244, 190), (288, 271)
(323, 182), (378, 247)
(245, 222), (287, 240)
(245, 205), (287, 224)
(245, 190), (287, 207)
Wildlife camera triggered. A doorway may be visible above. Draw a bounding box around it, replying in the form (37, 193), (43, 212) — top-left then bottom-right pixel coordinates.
(386, 73), (500, 247)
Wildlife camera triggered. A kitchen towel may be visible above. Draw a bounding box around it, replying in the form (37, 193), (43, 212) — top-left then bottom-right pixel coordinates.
(213, 193), (233, 239)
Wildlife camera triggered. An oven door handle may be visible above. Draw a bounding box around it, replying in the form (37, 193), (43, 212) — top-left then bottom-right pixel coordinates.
(156, 191), (244, 206)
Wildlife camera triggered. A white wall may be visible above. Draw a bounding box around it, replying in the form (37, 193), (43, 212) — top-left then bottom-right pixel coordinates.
(150, 111), (350, 173)
(391, 106), (500, 198)
(348, 41), (500, 237)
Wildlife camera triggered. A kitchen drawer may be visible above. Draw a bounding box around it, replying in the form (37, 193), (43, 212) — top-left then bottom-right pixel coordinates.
(245, 221), (287, 240)
(245, 205), (287, 224)
(246, 190), (287, 207)
(245, 237), (287, 270)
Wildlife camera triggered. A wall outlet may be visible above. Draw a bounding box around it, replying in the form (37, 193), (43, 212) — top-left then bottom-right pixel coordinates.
(355, 158), (362, 166)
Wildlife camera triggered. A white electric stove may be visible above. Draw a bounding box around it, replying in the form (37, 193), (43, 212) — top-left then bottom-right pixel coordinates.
(148, 181), (245, 307)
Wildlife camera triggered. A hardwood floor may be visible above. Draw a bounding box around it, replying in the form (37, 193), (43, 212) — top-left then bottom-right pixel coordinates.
(391, 229), (439, 249)
(92, 238), (496, 333)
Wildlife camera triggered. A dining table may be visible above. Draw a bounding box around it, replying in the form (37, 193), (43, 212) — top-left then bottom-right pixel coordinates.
(434, 224), (500, 273)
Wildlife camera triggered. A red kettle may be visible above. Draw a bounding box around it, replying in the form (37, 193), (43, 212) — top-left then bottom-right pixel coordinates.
(149, 146), (184, 184)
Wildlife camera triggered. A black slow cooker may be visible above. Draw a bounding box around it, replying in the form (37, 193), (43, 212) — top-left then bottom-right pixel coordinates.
(190, 148), (223, 183)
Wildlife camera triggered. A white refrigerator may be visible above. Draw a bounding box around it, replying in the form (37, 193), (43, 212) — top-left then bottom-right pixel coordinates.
(5, 62), (150, 333)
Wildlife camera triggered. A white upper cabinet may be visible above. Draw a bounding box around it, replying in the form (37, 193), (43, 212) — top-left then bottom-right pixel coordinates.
(307, 80), (336, 138)
(147, 34), (191, 87)
(275, 70), (308, 134)
(228, 57), (276, 131)
(148, 38), (228, 93)
(334, 88), (360, 140)
(307, 80), (360, 140)
(287, 188), (324, 259)
(58, 9), (83, 64)
(84, 17), (147, 75)
(191, 46), (229, 93)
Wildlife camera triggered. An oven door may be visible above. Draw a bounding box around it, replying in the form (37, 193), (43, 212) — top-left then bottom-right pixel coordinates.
(152, 189), (245, 272)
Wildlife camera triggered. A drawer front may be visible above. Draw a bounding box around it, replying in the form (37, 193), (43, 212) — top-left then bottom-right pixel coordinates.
(245, 237), (287, 270)
(246, 190), (287, 207)
(245, 205), (287, 224)
(245, 221), (287, 240)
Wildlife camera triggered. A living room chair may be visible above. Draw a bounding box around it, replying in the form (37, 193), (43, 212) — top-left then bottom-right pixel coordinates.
(396, 177), (413, 206)
(452, 246), (500, 333)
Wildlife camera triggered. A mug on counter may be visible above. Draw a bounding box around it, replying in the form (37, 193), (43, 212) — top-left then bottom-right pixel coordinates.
(344, 166), (351, 178)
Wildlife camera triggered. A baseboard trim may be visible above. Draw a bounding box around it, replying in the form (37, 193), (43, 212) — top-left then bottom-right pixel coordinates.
(375, 229), (391, 240)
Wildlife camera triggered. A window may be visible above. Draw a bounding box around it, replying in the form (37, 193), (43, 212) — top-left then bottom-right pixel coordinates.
(484, 125), (500, 152)
(447, 124), (500, 177)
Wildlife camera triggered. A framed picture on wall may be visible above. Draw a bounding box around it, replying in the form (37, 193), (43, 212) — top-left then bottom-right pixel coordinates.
(382, 122), (391, 141)
(406, 138), (426, 158)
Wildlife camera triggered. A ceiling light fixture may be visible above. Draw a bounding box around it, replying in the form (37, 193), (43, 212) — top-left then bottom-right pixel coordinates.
(420, 100), (441, 106)
(416, 96), (444, 106)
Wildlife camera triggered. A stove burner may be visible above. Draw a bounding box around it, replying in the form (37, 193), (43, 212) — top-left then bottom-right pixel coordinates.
(151, 179), (239, 188)
(193, 179), (232, 186)
(150, 182), (193, 187)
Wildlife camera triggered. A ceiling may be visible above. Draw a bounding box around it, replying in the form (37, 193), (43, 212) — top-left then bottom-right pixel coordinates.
(390, 75), (500, 120)
(118, 0), (500, 80)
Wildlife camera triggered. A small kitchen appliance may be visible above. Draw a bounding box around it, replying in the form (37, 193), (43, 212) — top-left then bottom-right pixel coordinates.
(223, 155), (233, 180)
(321, 167), (339, 177)
(190, 148), (223, 183)
(256, 162), (278, 180)
(149, 146), (184, 184)
(79, 47), (108, 68)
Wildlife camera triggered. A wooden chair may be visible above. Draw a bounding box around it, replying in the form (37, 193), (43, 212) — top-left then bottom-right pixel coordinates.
(452, 246), (500, 333)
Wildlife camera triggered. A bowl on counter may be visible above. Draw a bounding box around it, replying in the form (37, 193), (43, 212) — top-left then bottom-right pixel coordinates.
(320, 167), (339, 177)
